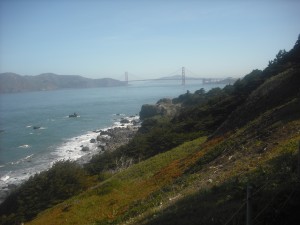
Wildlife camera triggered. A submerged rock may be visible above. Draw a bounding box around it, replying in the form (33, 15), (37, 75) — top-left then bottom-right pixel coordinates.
(69, 113), (78, 118)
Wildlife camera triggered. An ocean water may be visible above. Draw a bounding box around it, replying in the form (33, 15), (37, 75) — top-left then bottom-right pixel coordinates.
(0, 80), (223, 201)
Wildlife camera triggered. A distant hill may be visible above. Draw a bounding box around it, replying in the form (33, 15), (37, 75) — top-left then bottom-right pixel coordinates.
(0, 73), (126, 93)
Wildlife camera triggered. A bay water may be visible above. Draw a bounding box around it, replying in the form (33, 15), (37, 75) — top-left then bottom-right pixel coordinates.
(0, 80), (223, 202)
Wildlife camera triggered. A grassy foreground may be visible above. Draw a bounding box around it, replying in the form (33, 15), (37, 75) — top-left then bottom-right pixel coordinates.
(27, 115), (300, 225)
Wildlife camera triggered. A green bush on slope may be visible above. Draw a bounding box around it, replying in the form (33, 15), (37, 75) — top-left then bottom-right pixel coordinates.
(0, 161), (88, 225)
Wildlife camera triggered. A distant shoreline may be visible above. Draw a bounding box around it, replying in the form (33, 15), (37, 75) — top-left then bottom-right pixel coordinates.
(0, 72), (127, 94)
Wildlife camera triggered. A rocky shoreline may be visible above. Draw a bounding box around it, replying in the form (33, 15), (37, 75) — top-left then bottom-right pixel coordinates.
(0, 116), (140, 204)
(76, 122), (140, 165)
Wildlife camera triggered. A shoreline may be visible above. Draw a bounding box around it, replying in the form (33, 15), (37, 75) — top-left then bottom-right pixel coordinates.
(0, 115), (140, 204)
(76, 117), (140, 165)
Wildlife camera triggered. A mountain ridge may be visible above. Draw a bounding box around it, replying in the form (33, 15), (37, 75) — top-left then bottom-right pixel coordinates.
(0, 73), (126, 93)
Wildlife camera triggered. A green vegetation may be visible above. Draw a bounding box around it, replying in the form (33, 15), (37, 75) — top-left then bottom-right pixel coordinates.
(0, 161), (92, 225)
(1, 35), (300, 225)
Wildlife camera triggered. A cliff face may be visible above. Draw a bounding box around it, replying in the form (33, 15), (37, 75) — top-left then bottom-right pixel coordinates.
(0, 73), (126, 93)
(139, 98), (180, 120)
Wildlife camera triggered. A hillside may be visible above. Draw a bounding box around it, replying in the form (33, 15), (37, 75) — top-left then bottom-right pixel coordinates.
(0, 37), (300, 225)
(0, 73), (126, 93)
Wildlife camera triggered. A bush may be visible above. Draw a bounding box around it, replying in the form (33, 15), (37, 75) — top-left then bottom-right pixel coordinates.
(0, 161), (88, 224)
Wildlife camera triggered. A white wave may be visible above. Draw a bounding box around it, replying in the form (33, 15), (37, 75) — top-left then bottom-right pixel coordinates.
(26, 125), (32, 128)
(18, 144), (31, 149)
(0, 167), (41, 194)
(0, 116), (141, 205)
(113, 115), (140, 128)
(53, 131), (99, 162)
(0, 175), (10, 182)
(65, 115), (137, 156)
(10, 154), (34, 165)
(52, 116), (137, 163)
(113, 113), (125, 116)
(1, 115), (141, 199)
(0, 165), (5, 168)
(66, 115), (81, 118)
(24, 154), (34, 160)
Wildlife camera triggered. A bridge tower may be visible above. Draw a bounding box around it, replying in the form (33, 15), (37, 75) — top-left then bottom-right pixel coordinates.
(182, 66), (186, 86)
(125, 71), (128, 85)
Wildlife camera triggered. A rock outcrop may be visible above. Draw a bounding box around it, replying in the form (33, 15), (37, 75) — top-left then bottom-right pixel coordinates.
(139, 98), (180, 120)
(81, 146), (89, 152)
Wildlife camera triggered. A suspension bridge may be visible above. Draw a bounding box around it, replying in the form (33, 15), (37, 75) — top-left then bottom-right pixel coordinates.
(122, 67), (225, 86)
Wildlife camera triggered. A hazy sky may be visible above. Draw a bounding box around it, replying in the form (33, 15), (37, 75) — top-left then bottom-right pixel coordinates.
(0, 0), (299, 80)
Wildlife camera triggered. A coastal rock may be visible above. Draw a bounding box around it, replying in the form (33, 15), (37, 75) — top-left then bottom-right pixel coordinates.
(81, 146), (89, 152)
(97, 145), (105, 151)
(69, 113), (78, 118)
(90, 138), (96, 143)
(120, 118), (130, 124)
(96, 135), (102, 142)
(139, 98), (180, 120)
(100, 130), (111, 136)
(93, 130), (101, 133)
(97, 135), (110, 142)
(132, 119), (140, 126)
(75, 118), (140, 165)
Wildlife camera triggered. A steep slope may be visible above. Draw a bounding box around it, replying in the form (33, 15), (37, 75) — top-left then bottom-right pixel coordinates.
(25, 38), (300, 225)
(214, 67), (300, 137)
(141, 90), (300, 225)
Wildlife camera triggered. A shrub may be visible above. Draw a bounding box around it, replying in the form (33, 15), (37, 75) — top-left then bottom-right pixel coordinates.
(0, 161), (88, 224)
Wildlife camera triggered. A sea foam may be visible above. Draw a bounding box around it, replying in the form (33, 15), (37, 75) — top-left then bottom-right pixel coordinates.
(0, 114), (140, 203)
